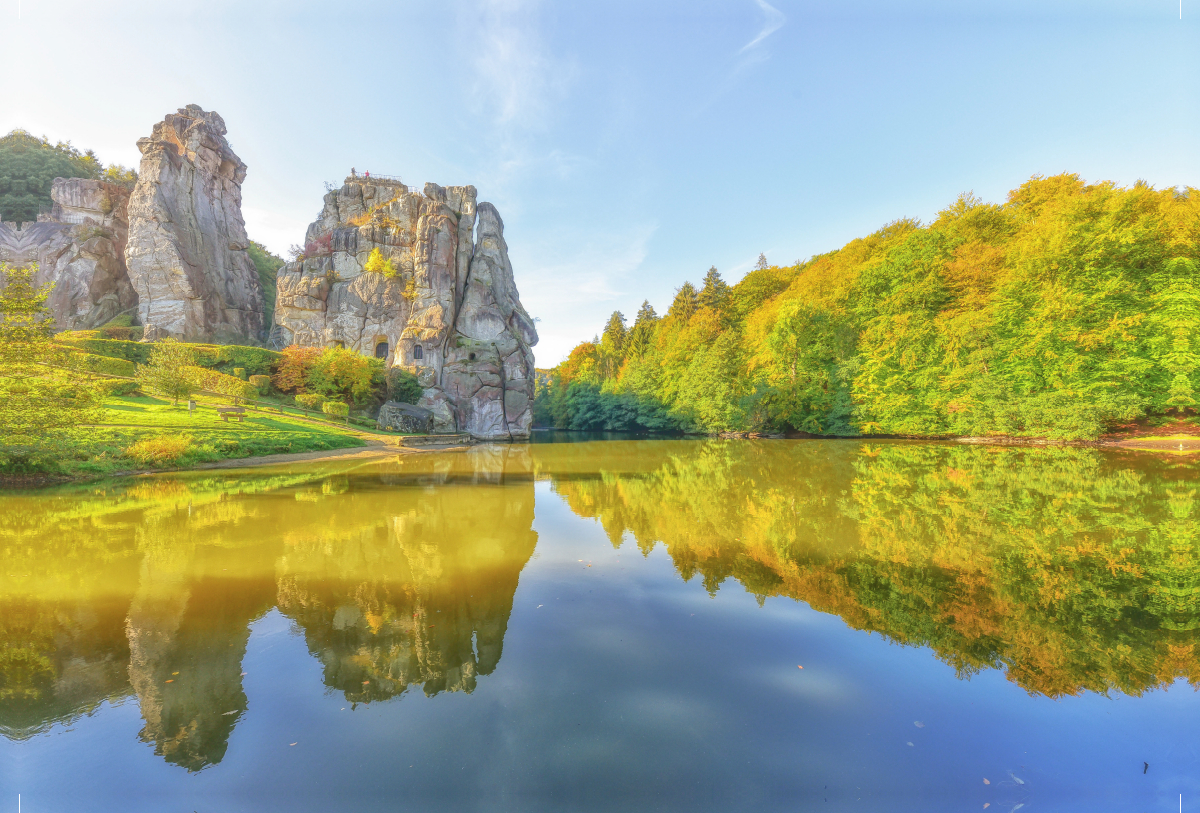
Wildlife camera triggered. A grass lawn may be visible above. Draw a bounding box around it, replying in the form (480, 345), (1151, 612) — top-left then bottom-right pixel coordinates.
(57, 394), (371, 477)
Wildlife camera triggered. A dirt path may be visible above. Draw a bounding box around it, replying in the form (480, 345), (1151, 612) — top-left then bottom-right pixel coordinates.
(185, 440), (472, 471)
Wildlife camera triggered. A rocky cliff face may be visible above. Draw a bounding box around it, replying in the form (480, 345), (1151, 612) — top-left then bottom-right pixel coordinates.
(124, 105), (265, 343)
(274, 178), (538, 439)
(0, 178), (137, 330)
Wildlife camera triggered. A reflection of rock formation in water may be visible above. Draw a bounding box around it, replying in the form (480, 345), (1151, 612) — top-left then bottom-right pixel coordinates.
(536, 440), (1200, 698)
(0, 451), (538, 769)
(276, 447), (537, 702)
(125, 546), (274, 772)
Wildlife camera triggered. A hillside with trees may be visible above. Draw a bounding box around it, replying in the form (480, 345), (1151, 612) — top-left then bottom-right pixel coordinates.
(0, 130), (137, 223)
(535, 174), (1200, 440)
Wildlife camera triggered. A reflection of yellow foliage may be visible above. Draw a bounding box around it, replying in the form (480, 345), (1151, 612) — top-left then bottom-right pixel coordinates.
(535, 439), (1200, 698)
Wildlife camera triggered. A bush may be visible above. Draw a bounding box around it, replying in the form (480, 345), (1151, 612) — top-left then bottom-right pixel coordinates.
(322, 400), (350, 422)
(249, 374), (271, 394)
(274, 345), (323, 393)
(123, 434), (194, 466)
(56, 337), (151, 365)
(191, 345), (281, 376)
(295, 393), (326, 412)
(386, 367), (423, 404)
(61, 350), (137, 377)
(307, 346), (384, 403)
(187, 366), (257, 404)
(364, 247), (399, 279)
(99, 380), (141, 397)
(232, 367), (247, 380)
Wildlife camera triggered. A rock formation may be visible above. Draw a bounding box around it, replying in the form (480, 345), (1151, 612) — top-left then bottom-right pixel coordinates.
(274, 178), (538, 439)
(124, 105), (265, 343)
(0, 178), (137, 330)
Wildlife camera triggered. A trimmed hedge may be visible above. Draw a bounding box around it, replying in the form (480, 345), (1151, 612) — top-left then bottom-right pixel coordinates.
(322, 400), (350, 422)
(62, 350), (137, 377)
(295, 393), (325, 412)
(187, 366), (257, 403)
(58, 338), (152, 365)
(54, 339), (283, 377)
(99, 379), (142, 396)
(249, 375), (271, 394)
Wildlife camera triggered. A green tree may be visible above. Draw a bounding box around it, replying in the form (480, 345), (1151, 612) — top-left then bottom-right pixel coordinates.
(626, 300), (659, 360)
(137, 339), (197, 406)
(698, 266), (732, 314)
(0, 264), (104, 470)
(599, 311), (627, 378)
(0, 130), (105, 223)
(247, 241), (284, 324)
(667, 282), (699, 321)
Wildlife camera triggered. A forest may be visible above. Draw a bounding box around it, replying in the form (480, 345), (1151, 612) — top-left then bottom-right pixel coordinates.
(0, 129), (137, 223)
(535, 174), (1200, 440)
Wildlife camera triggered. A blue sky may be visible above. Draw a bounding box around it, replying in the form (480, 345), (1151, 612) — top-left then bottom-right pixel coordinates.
(7, 0), (1198, 363)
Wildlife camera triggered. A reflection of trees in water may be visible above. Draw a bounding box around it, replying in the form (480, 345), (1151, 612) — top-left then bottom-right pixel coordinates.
(0, 447), (537, 768)
(537, 440), (1200, 698)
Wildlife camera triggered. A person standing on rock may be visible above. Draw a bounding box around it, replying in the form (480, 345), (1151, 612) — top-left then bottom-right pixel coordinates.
(351, 167), (356, 177)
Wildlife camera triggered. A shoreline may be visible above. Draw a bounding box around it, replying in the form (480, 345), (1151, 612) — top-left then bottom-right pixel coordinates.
(6, 431), (1196, 490)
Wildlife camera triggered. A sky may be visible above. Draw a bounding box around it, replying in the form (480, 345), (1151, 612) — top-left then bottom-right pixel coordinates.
(6, 0), (1199, 364)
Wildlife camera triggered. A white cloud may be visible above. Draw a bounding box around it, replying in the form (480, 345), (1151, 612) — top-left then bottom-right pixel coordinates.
(740, 0), (786, 53)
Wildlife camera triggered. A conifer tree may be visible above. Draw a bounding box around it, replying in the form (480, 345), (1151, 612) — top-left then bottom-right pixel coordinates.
(754, 253), (769, 271)
(668, 282), (699, 321)
(600, 311), (628, 378)
(698, 266), (731, 312)
(627, 300), (659, 360)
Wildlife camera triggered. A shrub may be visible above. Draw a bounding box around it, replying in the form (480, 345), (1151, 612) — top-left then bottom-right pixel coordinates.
(386, 367), (423, 404)
(307, 346), (384, 403)
(61, 349), (137, 377)
(56, 338), (151, 365)
(274, 345), (323, 392)
(322, 400), (350, 422)
(99, 380), (141, 397)
(249, 374), (271, 394)
(123, 434), (194, 466)
(364, 247), (399, 279)
(188, 366), (257, 403)
(295, 393), (326, 413)
(232, 367), (247, 380)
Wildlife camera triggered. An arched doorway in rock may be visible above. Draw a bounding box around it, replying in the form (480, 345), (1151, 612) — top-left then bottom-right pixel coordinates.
(375, 341), (388, 359)
(413, 345), (424, 361)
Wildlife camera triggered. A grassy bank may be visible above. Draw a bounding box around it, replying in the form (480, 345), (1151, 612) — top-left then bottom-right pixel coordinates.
(44, 393), (370, 479)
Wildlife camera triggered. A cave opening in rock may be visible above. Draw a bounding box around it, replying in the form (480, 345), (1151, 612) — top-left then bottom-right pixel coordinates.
(469, 352), (476, 361)
(375, 342), (388, 359)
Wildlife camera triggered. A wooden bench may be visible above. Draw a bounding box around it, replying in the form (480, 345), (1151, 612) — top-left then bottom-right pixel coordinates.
(217, 406), (246, 423)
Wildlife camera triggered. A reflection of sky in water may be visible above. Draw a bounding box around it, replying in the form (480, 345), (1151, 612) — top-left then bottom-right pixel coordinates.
(1, 440), (1199, 811)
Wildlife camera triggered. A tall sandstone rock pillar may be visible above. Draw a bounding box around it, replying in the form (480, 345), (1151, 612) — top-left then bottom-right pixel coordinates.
(274, 178), (538, 440)
(124, 106), (265, 343)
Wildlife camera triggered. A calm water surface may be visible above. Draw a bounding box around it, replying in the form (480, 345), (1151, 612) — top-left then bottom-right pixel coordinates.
(2, 440), (1199, 812)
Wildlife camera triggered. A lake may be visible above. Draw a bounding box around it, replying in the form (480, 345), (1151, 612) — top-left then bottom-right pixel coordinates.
(2, 439), (1198, 812)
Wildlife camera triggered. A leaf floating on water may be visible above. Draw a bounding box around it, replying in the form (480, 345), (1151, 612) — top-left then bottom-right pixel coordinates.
(983, 778), (990, 784)
(797, 665), (804, 670)
(172, 672), (179, 676)
(222, 710), (238, 716)
(289, 742), (297, 746)
(913, 721), (925, 728)
(1009, 771), (1025, 785)
(165, 679), (174, 683)
(983, 805), (989, 810)
(906, 742), (914, 747)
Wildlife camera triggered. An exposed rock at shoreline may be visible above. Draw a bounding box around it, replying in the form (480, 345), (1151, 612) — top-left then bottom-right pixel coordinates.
(0, 178), (137, 330)
(124, 105), (265, 343)
(274, 178), (538, 440)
